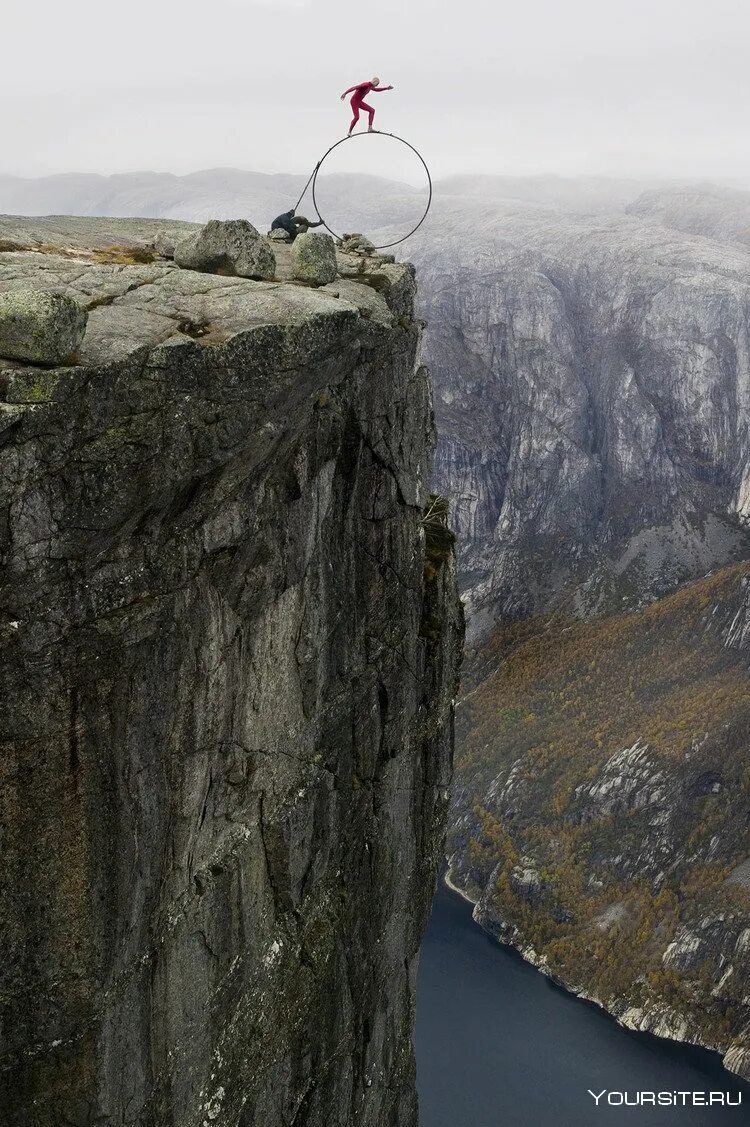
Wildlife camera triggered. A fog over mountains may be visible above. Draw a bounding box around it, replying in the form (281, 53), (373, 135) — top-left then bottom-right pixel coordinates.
(0, 168), (427, 235)
(3, 167), (749, 216)
(0, 167), (738, 233)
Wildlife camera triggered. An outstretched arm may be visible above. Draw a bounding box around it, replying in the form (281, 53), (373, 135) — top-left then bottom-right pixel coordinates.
(372, 85), (394, 92)
(340, 84), (360, 99)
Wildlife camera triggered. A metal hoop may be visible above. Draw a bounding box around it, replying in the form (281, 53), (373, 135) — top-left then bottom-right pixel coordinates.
(311, 131), (433, 251)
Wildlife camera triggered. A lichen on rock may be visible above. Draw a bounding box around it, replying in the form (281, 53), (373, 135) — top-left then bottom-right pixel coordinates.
(290, 231), (339, 286)
(0, 288), (87, 364)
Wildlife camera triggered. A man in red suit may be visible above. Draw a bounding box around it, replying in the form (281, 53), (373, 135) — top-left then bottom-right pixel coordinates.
(340, 77), (394, 135)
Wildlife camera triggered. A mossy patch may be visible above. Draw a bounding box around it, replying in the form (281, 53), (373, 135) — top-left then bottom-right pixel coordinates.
(5, 369), (62, 403)
(0, 242), (156, 266)
(92, 245), (156, 265)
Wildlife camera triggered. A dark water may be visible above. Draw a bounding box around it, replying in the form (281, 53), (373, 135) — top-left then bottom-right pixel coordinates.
(415, 877), (750, 1126)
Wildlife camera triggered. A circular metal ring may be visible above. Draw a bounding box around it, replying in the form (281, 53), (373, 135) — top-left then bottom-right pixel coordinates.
(311, 131), (433, 250)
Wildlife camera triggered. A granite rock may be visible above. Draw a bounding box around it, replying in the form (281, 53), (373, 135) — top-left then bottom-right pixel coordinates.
(0, 288), (87, 364)
(291, 232), (338, 285)
(175, 219), (276, 280)
(0, 217), (463, 1127)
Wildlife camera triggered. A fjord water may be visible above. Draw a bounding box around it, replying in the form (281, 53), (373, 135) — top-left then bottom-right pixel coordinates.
(415, 878), (750, 1126)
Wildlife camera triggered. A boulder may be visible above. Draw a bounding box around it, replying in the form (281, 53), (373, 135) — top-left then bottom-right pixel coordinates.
(154, 230), (181, 258)
(174, 219), (276, 280)
(268, 228), (292, 243)
(509, 859), (543, 906)
(290, 232), (338, 286)
(0, 289), (87, 365)
(339, 233), (376, 255)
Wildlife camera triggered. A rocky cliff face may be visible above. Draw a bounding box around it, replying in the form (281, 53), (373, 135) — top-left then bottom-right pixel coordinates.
(402, 192), (750, 1077)
(407, 211), (750, 635)
(0, 218), (463, 1127)
(447, 561), (750, 1077)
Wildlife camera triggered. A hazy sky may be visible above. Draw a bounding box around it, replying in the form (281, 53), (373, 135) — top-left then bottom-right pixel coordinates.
(4, 0), (750, 180)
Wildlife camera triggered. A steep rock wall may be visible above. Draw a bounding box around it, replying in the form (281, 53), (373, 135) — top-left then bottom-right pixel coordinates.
(408, 216), (750, 635)
(404, 206), (750, 1076)
(0, 221), (463, 1127)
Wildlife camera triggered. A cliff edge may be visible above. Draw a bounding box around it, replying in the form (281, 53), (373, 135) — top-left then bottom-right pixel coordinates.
(0, 218), (463, 1126)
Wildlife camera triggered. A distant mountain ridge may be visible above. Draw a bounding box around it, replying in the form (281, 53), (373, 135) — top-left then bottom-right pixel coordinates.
(1, 166), (733, 222)
(0, 167), (426, 235)
(626, 183), (750, 249)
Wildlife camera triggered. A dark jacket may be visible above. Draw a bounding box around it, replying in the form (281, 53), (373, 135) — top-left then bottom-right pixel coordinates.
(271, 210), (325, 240)
(271, 210), (297, 236)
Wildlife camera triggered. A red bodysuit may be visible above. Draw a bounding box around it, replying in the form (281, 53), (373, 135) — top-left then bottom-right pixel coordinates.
(343, 81), (390, 133)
